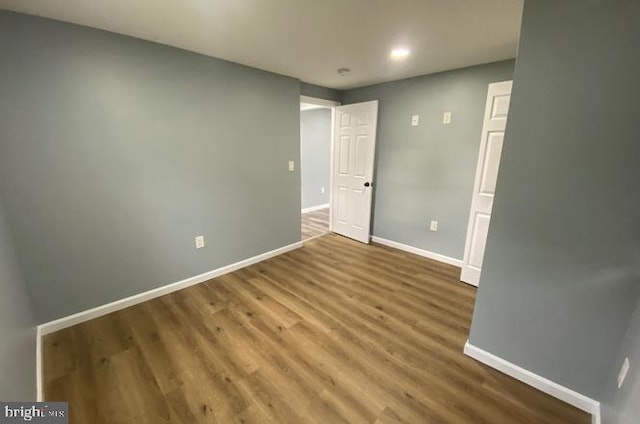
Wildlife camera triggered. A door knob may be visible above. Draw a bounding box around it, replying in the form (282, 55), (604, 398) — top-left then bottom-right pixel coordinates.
(364, 182), (371, 187)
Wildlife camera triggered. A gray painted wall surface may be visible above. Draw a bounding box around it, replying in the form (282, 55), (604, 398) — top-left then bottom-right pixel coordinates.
(469, 0), (640, 399)
(0, 199), (36, 400)
(0, 11), (301, 322)
(602, 297), (640, 424)
(342, 60), (514, 259)
(300, 82), (342, 103)
(300, 109), (331, 209)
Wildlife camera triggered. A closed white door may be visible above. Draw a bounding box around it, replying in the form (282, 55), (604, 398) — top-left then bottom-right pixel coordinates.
(461, 81), (512, 286)
(330, 101), (378, 243)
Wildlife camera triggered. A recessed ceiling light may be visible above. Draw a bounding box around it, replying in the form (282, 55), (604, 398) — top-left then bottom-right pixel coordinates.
(390, 47), (411, 60)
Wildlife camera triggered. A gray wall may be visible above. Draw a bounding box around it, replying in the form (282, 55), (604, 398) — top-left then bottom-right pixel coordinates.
(0, 198), (37, 400)
(342, 60), (514, 259)
(300, 109), (331, 209)
(0, 11), (301, 322)
(602, 297), (640, 424)
(300, 82), (342, 103)
(469, 0), (640, 399)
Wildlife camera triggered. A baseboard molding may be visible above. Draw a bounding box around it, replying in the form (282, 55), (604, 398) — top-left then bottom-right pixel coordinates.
(38, 241), (303, 336)
(371, 236), (463, 267)
(301, 203), (330, 214)
(464, 341), (601, 424)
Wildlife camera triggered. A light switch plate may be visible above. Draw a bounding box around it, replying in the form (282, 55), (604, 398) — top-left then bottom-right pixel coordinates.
(411, 115), (420, 126)
(430, 220), (438, 231)
(443, 112), (452, 124)
(195, 235), (205, 249)
(288, 160), (295, 171)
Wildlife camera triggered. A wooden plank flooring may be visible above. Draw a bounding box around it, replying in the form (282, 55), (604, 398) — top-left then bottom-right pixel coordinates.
(44, 234), (590, 424)
(301, 208), (329, 241)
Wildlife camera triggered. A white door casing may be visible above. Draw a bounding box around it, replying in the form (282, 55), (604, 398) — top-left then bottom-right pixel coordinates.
(330, 101), (378, 244)
(461, 81), (512, 286)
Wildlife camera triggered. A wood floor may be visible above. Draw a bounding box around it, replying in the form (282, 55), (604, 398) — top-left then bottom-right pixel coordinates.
(44, 234), (590, 424)
(301, 208), (329, 241)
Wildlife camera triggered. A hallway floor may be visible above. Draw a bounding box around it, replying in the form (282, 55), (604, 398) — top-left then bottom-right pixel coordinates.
(301, 208), (329, 241)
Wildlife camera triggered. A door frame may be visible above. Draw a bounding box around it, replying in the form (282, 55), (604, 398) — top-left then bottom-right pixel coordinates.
(299, 95), (341, 231)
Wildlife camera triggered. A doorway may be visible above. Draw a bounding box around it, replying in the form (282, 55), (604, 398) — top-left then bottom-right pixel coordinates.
(300, 96), (339, 241)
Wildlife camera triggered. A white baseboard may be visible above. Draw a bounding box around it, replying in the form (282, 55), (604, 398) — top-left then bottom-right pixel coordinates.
(464, 341), (601, 424)
(371, 236), (463, 268)
(38, 241), (303, 336)
(301, 203), (330, 214)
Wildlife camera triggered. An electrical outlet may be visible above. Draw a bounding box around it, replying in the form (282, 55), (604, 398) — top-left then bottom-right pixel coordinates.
(195, 235), (205, 249)
(430, 220), (438, 231)
(618, 357), (630, 388)
(411, 115), (420, 126)
(288, 160), (295, 171)
(443, 112), (452, 124)
(320, 187), (325, 194)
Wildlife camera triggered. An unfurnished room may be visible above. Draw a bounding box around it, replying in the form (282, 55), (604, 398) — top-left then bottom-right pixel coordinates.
(0, 1), (639, 423)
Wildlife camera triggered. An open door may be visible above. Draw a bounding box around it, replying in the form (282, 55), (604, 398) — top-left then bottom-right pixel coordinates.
(461, 81), (512, 286)
(330, 101), (378, 244)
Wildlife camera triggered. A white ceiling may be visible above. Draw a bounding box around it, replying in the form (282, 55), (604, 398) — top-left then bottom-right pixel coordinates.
(0, 0), (524, 89)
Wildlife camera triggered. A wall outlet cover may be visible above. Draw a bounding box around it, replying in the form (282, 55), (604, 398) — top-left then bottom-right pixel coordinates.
(443, 112), (452, 124)
(411, 115), (420, 126)
(195, 235), (205, 249)
(288, 160), (295, 171)
(430, 220), (438, 231)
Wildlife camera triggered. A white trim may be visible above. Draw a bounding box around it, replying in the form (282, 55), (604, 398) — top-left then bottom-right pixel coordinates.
(329, 106), (335, 232)
(38, 241), (303, 336)
(301, 203), (330, 214)
(464, 341), (601, 423)
(299, 95), (341, 108)
(592, 405), (601, 424)
(36, 325), (43, 401)
(300, 103), (329, 111)
(371, 236), (463, 267)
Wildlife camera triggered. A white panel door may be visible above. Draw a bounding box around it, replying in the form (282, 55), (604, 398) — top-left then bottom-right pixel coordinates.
(331, 101), (378, 243)
(461, 81), (512, 286)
